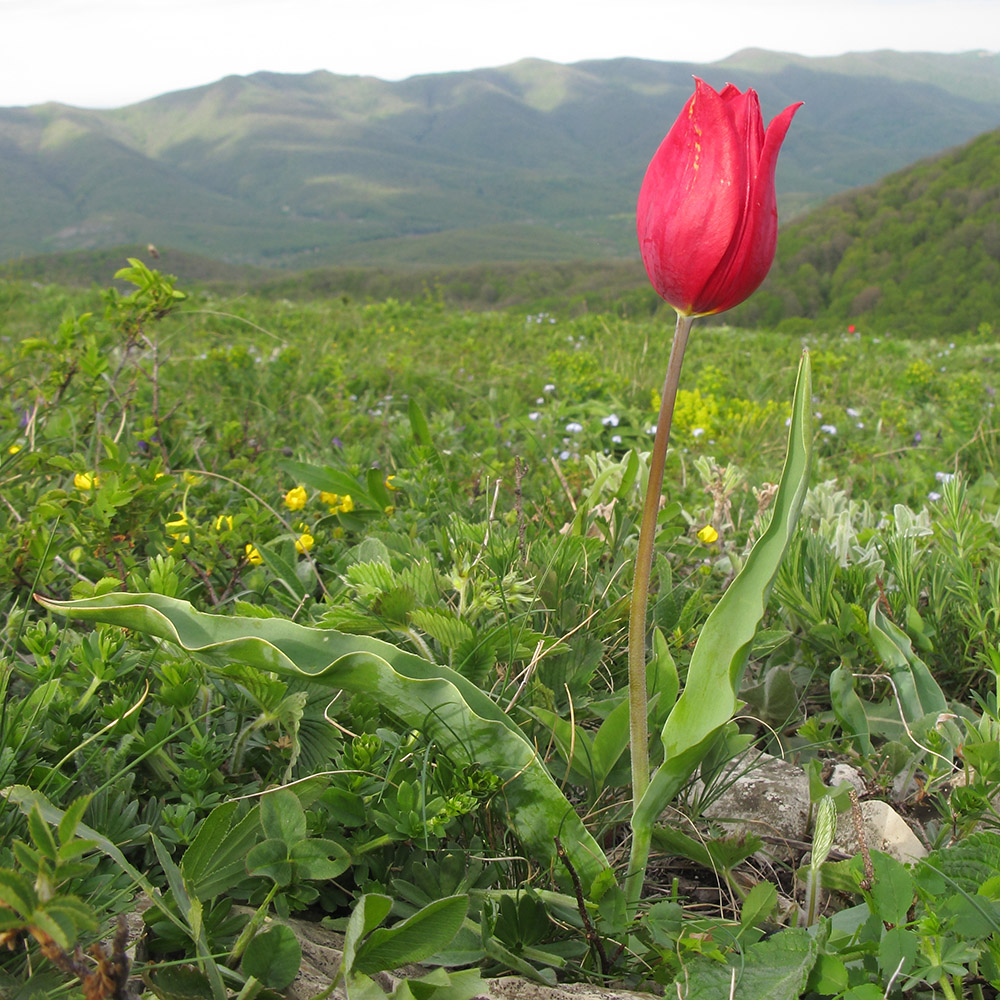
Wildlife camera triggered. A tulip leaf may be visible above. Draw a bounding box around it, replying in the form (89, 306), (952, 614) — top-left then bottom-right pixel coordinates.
(634, 350), (813, 833)
(867, 602), (947, 722)
(35, 592), (610, 892)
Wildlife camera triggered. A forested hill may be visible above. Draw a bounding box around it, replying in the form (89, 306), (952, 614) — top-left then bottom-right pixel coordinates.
(1, 50), (998, 268)
(730, 126), (1000, 336)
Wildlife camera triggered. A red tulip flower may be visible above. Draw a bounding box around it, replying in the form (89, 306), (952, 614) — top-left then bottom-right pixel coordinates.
(637, 78), (801, 316)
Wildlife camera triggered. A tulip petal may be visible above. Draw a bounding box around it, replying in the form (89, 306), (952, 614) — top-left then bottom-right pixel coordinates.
(636, 78), (801, 317)
(637, 79), (748, 313)
(695, 99), (801, 315)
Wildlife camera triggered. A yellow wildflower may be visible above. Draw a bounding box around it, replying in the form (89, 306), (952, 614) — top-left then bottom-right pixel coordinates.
(214, 514), (234, 532)
(245, 543), (264, 565)
(166, 511), (188, 532)
(74, 472), (98, 490)
(697, 524), (719, 544)
(183, 472), (202, 486)
(284, 485), (308, 510)
(7, 444), (21, 455)
(384, 475), (397, 491)
(338, 494), (354, 514)
(295, 532), (315, 554)
(320, 490), (340, 506)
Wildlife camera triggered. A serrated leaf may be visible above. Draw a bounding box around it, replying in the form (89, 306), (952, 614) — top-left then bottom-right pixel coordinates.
(56, 795), (91, 845)
(43, 895), (98, 936)
(740, 880), (777, 929)
(853, 850), (913, 927)
(56, 839), (97, 864)
(453, 633), (497, 685)
(346, 560), (398, 599)
(181, 801), (262, 901)
(32, 909), (75, 950)
(27, 806), (58, 862)
(409, 608), (475, 651)
(375, 586), (417, 625)
(679, 924), (823, 1000)
(916, 831), (1000, 897)
(143, 964), (218, 1000)
(0, 869), (36, 915)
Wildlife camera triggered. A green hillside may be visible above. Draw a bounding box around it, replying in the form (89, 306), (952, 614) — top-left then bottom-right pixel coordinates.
(730, 126), (1000, 336)
(1, 51), (999, 268)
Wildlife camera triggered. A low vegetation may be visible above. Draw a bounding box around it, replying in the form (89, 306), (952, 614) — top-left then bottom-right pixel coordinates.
(2, 261), (1000, 999)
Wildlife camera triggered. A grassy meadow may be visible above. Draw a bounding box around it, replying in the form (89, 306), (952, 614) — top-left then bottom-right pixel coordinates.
(3, 261), (1000, 999)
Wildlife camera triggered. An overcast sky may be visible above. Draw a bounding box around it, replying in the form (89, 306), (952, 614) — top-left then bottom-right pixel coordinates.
(2, 0), (997, 109)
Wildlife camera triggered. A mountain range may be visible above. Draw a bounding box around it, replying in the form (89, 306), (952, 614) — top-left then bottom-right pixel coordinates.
(2, 48), (999, 269)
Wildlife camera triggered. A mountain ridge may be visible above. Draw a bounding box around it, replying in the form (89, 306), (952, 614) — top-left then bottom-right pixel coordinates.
(1, 50), (999, 268)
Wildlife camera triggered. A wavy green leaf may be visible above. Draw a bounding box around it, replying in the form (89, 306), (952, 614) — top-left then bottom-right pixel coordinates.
(628, 351), (813, 905)
(868, 602), (947, 721)
(36, 592), (609, 891)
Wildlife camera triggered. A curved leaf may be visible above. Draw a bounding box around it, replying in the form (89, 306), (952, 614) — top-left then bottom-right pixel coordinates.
(634, 350), (813, 833)
(36, 592), (609, 891)
(868, 602), (947, 721)
(354, 894), (468, 974)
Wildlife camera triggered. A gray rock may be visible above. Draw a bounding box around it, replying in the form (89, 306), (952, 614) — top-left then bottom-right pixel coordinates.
(829, 763), (866, 796)
(694, 752), (811, 860)
(834, 798), (927, 865)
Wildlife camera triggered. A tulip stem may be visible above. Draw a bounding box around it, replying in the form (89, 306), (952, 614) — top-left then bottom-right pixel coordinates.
(627, 311), (693, 812)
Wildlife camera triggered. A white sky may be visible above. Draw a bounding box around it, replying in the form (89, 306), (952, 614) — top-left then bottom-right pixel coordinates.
(2, 0), (997, 109)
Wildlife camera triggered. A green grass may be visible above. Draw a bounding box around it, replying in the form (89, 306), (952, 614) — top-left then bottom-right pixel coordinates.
(3, 267), (1000, 997)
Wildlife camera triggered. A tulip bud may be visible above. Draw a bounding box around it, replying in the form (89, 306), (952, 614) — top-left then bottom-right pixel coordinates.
(637, 78), (801, 317)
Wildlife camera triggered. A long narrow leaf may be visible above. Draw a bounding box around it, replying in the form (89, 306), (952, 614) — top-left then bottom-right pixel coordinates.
(36, 593), (610, 891)
(634, 350), (813, 832)
(868, 602), (947, 721)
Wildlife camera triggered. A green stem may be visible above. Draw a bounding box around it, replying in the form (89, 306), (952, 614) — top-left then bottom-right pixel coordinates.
(625, 311), (693, 902)
(235, 977), (263, 1000)
(228, 881), (280, 967)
